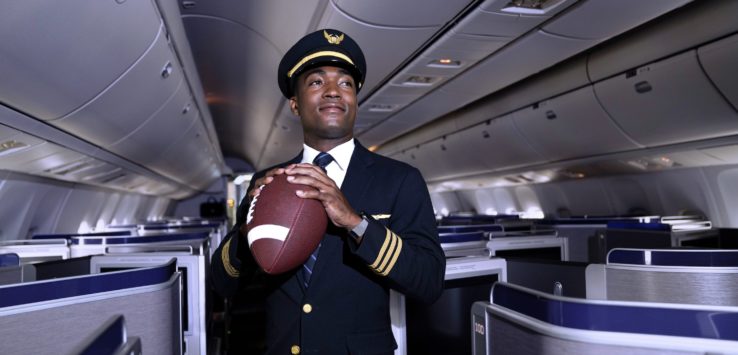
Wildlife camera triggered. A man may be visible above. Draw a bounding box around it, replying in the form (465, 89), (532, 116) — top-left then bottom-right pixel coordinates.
(212, 29), (445, 355)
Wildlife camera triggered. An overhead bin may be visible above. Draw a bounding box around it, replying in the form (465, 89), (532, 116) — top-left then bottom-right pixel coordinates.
(586, 0), (738, 82)
(0, 129), (46, 168)
(0, 1), (160, 120)
(416, 133), (491, 181)
(107, 83), (197, 167)
(331, 0), (470, 27)
(12, 145), (87, 178)
(512, 86), (640, 161)
(399, 115), (546, 181)
(442, 30), (595, 97)
(543, 0), (692, 40)
(52, 26), (183, 148)
(148, 119), (218, 187)
(454, 115), (547, 173)
(593, 50), (738, 147)
(698, 33), (738, 111)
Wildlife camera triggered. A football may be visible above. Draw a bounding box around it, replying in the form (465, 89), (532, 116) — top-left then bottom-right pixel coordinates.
(244, 173), (327, 274)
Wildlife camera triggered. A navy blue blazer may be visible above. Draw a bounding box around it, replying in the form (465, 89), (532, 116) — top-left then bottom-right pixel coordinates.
(212, 141), (445, 355)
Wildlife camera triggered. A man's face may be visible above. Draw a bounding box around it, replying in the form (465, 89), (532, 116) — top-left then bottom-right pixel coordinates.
(289, 66), (357, 144)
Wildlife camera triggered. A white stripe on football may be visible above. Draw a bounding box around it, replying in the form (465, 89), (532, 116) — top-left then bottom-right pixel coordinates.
(247, 224), (289, 247)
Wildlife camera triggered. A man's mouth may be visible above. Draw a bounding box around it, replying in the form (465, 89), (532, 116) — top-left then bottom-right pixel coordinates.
(319, 103), (346, 113)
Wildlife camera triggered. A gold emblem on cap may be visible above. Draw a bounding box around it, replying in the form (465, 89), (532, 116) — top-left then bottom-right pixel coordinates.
(323, 30), (345, 45)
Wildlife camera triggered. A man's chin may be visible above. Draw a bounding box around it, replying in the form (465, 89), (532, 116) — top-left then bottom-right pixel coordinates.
(315, 126), (353, 140)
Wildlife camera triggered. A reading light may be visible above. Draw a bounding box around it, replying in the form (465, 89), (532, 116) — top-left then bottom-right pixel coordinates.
(428, 59), (461, 68)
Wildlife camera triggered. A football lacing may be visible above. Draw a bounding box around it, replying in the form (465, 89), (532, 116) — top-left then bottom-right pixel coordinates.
(246, 185), (265, 225)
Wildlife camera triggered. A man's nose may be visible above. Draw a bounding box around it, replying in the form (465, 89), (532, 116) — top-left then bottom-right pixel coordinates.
(322, 81), (341, 99)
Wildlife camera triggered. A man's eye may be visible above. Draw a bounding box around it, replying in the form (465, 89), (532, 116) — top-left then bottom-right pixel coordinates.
(340, 81), (353, 87)
(309, 79), (322, 86)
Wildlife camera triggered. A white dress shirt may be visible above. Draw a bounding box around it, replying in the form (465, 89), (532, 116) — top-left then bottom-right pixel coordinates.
(300, 139), (355, 189)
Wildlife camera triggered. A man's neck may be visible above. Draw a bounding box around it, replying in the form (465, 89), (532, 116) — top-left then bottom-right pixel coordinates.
(304, 136), (353, 153)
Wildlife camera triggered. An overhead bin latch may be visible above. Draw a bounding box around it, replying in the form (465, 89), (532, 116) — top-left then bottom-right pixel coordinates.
(635, 81), (653, 94)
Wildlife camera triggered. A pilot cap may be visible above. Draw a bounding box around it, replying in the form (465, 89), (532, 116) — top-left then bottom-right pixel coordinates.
(278, 29), (366, 98)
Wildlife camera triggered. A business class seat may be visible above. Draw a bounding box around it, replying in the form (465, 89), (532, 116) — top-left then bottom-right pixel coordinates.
(472, 282), (738, 354)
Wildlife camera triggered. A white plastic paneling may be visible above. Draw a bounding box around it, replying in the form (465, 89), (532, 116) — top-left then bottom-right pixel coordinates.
(557, 179), (614, 216)
(424, 133), (490, 181)
(150, 119), (217, 187)
(0, 124), (25, 142)
(58, 159), (121, 183)
(466, 115), (547, 171)
(5, 143), (84, 176)
(52, 27), (182, 148)
(543, 0), (692, 40)
(512, 86), (640, 161)
(0, 175), (70, 240)
(605, 178), (651, 215)
(0, 1), (160, 120)
(0, 130), (46, 167)
(358, 120), (417, 149)
(716, 167), (738, 227)
(333, 0), (471, 27)
(55, 188), (111, 234)
(107, 82), (197, 166)
(594, 50), (738, 147)
(698, 33), (738, 111)
(406, 142), (445, 181)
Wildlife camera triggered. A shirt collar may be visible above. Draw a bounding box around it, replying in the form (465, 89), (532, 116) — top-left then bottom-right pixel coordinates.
(301, 138), (355, 171)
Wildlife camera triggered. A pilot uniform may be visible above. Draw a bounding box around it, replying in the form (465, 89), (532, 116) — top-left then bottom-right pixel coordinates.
(211, 29), (445, 355)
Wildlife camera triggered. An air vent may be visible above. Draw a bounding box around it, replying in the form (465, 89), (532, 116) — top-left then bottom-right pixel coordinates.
(83, 168), (123, 182)
(501, 0), (567, 15)
(368, 104), (398, 113)
(99, 172), (127, 184)
(46, 161), (94, 176)
(402, 76), (440, 87)
(0, 140), (29, 156)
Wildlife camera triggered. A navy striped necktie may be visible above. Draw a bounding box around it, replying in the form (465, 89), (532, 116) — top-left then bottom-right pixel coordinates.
(302, 152), (334, 287)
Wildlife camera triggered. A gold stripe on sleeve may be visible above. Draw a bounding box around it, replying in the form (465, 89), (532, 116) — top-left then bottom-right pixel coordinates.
(222, 238), (240, 278)
(370, 228), (392, 269)
(380, 234), (403, 276)
(376, 232), (398, 273)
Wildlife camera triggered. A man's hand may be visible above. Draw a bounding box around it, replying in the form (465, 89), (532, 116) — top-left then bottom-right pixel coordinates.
(247, 167), (286, 204)
(283, 163), (362, 230)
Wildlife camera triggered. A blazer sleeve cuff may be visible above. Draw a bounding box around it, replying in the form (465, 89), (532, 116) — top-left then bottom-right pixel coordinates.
(351, 218), (403, 277)
(221, 236), (242, 278)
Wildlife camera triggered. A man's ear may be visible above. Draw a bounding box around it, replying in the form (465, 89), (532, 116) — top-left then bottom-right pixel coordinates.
(288, 96), (299, 116)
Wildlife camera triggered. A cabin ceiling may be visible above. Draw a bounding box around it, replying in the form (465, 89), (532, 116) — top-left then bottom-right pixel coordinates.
(178, 0), (696, 172)
(2, 0), (735, 199)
